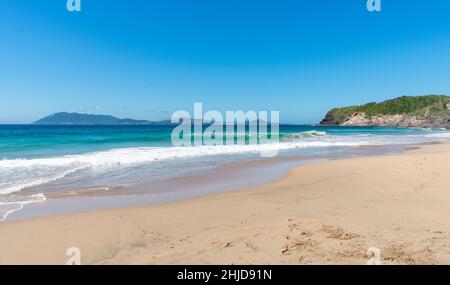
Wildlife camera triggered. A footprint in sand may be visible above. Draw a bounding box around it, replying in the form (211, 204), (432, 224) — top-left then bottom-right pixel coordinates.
(321, 225), (361, 240)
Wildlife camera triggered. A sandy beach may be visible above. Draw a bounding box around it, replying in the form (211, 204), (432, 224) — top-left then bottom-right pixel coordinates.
(1, 142), (450, 265)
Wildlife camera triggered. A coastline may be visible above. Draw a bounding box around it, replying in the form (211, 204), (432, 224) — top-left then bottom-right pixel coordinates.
(1, 141), (450, 264)
(5, 144), (409, 222)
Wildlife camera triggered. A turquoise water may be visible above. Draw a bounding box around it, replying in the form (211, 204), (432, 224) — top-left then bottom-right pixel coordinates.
(0, 124), (444, 159)
(0, 125), (174, 159)
(1, 124), (449, 221)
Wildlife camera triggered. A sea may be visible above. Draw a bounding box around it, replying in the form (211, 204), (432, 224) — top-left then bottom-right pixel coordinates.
(1, 124), (450, 221)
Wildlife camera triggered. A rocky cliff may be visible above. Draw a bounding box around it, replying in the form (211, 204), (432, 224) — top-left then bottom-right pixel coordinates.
(320, 95), (450, 128)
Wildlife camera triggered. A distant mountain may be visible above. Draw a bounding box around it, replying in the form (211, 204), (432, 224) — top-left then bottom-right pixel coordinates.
(320, 95), (450, 128)
(34, 112), (172, 125)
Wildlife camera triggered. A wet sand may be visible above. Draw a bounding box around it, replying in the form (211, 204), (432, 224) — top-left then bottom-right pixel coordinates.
(1, 142), (450, 264)
(6, 144), (403, 221)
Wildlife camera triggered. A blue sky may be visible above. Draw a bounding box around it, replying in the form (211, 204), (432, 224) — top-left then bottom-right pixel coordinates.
(1, 0), (450, 124)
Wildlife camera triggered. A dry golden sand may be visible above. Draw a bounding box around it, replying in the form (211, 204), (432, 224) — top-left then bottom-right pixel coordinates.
(1, 142), (450, 264)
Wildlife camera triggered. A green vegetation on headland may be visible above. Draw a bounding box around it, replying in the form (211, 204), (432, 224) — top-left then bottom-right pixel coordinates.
(320, 95), (450, 128)
(327, 95), (450, 117)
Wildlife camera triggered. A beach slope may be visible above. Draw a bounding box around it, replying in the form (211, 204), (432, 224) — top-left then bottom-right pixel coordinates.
(1, 143), (450, 264)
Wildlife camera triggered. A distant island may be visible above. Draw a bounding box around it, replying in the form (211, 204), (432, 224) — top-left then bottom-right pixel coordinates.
(34, 112), (172, 125)
(320, 95), (450, 129)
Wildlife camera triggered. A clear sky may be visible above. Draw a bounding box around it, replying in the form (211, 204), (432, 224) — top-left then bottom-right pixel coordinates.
(1, 0), (450, 124)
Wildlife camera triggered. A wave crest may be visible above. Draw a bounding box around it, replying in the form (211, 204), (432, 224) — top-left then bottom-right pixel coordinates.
(283, 130), (327, 141)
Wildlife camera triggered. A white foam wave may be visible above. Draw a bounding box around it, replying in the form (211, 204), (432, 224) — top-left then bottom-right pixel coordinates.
(0, 140), (370, 195)
(0, 193), (46, 221)
(0, 141), (369, 169)
(283, 130), (327, 140)
(425, 132), (450, 138)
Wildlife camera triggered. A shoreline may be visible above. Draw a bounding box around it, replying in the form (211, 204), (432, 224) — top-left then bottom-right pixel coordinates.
(6, 143), (412, 222)
(1, 141), (450, 264)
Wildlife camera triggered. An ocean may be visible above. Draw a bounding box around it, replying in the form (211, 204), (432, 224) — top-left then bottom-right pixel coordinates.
(1, 124), (450, 221)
